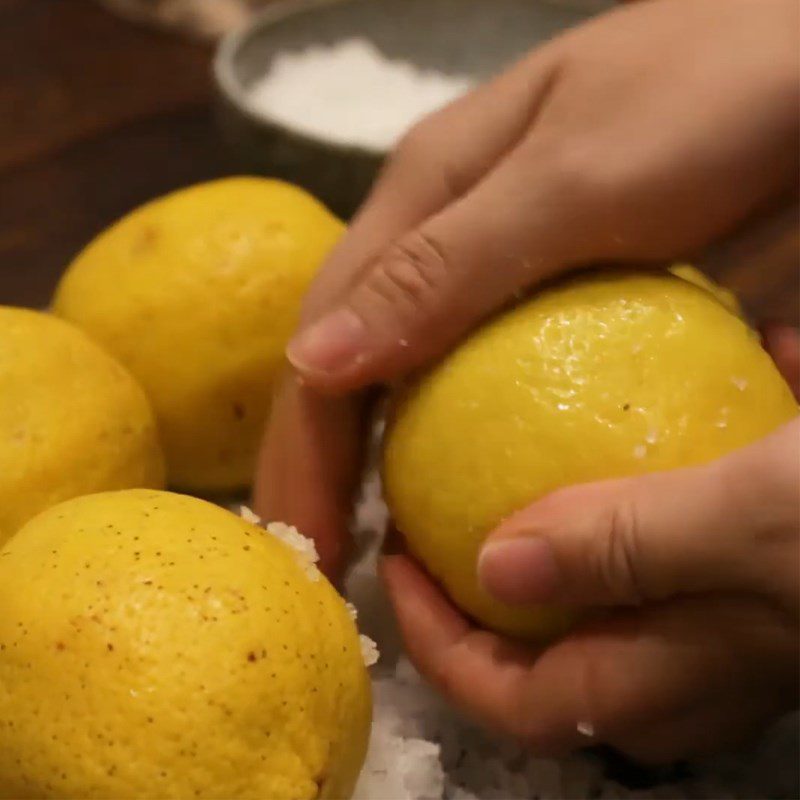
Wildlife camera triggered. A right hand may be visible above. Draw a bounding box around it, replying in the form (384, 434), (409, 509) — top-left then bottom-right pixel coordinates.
(254, 0), (800, 578)
(379, 327), (799, 763)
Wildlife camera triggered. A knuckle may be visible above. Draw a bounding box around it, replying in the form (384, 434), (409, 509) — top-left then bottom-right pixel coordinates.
(362, 231), (449, 315)
(594, 498), (646, 605)
(522, 485), (647, 604)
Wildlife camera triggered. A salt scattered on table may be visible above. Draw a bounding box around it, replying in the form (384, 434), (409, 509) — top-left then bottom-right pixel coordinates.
(246, 38), (475, 150)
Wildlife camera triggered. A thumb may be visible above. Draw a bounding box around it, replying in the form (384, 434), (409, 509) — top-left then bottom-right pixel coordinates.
(478, 419), (799, 609)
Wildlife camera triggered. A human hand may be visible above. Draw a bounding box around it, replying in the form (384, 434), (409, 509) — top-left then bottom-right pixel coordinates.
(254, 0), (800, 578)
(381, 327), (799, 763)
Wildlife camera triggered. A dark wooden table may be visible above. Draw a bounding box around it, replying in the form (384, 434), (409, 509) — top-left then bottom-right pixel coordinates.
(0, 0), (236, 307)
(1, 0), (798, 322)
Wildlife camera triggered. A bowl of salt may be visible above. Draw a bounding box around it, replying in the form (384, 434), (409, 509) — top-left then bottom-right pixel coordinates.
(214, 0), (612, 218)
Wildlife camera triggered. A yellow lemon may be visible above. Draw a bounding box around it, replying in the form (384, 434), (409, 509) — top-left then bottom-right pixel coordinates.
(383, 271), (797, 640)
(669, 262), (742, 316)
(52, 177), (344, 492)
(0, 490), (372, 799)
(0, 307), (163, 544)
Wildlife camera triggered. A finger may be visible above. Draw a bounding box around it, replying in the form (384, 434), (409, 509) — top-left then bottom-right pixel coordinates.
(762, 323), (800, 399)
(384, 557), (796, 762)
(298, 48), (559, 324)
(478, 418), (800, 608)
(380, 553), (589, 755)
(612, 674), (793, 764)
(581, 596), (798, 763)
(253, 372), (368, 580)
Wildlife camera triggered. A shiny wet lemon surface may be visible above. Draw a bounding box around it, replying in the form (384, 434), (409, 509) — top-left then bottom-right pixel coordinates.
(384, 271), (797, 639)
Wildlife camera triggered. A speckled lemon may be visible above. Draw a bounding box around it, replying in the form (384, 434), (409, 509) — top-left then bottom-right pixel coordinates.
(52, 177), (344, 491)
(0, 490), (372, 799)
(0, 307), (163, 544)
(383, 271), (798, 640)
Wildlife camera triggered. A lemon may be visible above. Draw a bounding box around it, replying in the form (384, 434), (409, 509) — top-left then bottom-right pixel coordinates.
(669, 263), (742, 316)
(52, 177), (344, 492)
(0, 490), (372, 799)
(383, 271), (797, 640)
(0, 307), (164, 544)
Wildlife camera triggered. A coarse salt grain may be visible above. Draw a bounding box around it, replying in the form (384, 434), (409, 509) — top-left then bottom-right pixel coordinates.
(246, 38), (475, 150)
(239, 508), (378, 665)
(360, 634), (380, 668)
(239, 504), (261, 525)
(731, 376), (748, 391)
(239, 506), (322, 581)
(265, 521), (321, 581)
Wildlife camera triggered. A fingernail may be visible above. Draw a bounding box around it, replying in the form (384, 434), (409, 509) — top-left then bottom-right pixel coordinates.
(478, 536), (560, 605)
(287, 308), (366, 377)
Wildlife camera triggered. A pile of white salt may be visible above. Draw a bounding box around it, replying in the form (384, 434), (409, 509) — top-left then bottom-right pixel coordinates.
(246, 38), (475, 151)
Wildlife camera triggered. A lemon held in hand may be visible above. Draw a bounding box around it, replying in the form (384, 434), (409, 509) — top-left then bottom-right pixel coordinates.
(668, 262), (742, 317)
(383, 270), (798, 640)
(0, 490), (372, 799)
(0, 307), (163, 544)
(53, 177), (344, 492)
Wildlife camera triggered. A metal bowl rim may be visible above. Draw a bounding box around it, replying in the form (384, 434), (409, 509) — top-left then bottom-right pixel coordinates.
(213, 0), (392, 158)
(213, 0), (615, 159)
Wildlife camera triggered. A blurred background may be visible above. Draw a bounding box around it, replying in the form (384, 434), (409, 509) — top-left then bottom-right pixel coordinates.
(3, 0), (237, 308)
(2, 0), (797, 317)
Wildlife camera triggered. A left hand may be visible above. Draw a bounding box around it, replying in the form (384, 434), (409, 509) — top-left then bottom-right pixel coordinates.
(381, 327), (799, 764)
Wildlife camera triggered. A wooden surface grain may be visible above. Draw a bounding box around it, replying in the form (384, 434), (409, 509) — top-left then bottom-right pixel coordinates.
(1, 0), (797, 321)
